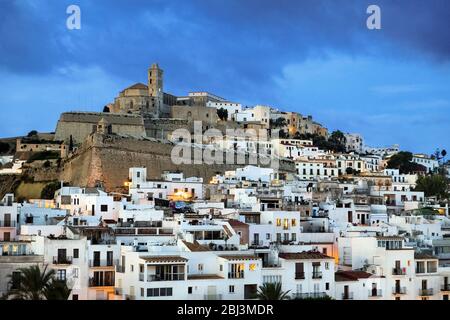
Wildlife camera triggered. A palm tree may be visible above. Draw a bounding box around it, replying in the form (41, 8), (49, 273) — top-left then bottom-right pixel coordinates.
(44, 278), (72, 300)
(7, 264), (55, 300)
(6, 264), (71, 300)
(256, 282), (290, 300)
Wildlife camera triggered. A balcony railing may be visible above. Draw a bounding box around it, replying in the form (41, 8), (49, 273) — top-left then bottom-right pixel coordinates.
(249, 240), (268, 248)
(148, 274), (185, 281)
(312, 271), (322, 279)
(89, 259), (118, 268)
(89, 277), (114, 287)
(295, 272), (305, 280)
(53, 256), (73, 265)
(342, 292), (354, 300)
(116, 265), (125, 273)
(204, 294), (223, 300)
(418, 288), (434, 296)
(228, 271), (244, 279)
(392, 287), (407, 294)
(441, 284), (450, 292)
(0, 220), (16, 227)
(293, 292), (327, 299)
(368, 289), (382, 297)
(392, 268), (406, 275)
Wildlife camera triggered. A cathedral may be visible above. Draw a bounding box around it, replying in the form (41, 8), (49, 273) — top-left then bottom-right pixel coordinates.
(108, 63), (176, 118)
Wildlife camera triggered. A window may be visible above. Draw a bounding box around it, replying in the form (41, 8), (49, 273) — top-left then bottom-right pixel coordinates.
(73, 248), (79, 259)
(141, 288), (145, 297)
(276, 218), (281, 227)
(291, 233), (296, 242)
(131, 265), (134, 272)
(56, 269), (66, 281)
(220, 265), (223, 271)
(147, 288), (173, 297)
(188, 287), (193, 294)
(100, 205), (108, 212)
(266, 233), (270, 240)
(229, 285), (235, 293)
(198, 264), (203, 271)
(72, 294), (78, 300)
(291, 219), (296, 227)
(249, 263), (257, 271)
(325, 262), (330, 270)
(326, 283), (330, 290)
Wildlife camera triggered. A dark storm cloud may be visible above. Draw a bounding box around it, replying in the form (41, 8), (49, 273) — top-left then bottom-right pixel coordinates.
(0, 0), (449, 153)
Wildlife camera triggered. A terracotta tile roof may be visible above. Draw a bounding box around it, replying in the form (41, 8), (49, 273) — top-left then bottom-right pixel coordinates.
(279, 251), (334, 260)
(218, 255), (260, 261)
(126, 83), (148, 90)
(227, 219), (248, 228)
(181, 240), (210, 252)
(141, 256), (188, 263)
(187, 274), (224, 280)
(414, 252), (438, 260)
(335, 270), (373, 282)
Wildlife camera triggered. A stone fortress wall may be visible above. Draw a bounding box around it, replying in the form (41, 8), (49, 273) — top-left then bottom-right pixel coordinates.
(59, 132), (296, 192)
(54, 112), (146, 144)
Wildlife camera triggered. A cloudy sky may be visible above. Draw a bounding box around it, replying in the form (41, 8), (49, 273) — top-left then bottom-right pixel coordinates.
(0, 0), (449, 154)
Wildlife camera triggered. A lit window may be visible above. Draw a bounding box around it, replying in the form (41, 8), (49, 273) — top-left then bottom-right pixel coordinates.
(249, 263), (257, 271)
(276, 218), (281, 227)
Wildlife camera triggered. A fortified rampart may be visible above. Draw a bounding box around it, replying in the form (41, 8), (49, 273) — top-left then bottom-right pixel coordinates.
(54, 112), (146, 144)
(59, 133), (296, 192)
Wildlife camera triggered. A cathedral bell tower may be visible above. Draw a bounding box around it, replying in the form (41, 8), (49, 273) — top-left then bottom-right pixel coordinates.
(148, 63), (164, 115)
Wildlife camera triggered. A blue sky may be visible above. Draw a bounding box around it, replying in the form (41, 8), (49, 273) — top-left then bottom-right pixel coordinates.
(0, 0), (449, 154)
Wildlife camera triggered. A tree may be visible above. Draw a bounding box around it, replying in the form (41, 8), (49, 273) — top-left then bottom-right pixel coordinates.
(7, 265), (55, 300)
(270, 117), (287, 128)
(217, 108), (228, 121)
(328, 130), (346, 153)
(256, 282), (290, 300)
(345, 167), (354, 175)
(0, 141), (9, 154)
(41, 181), (61, 200)
(44, 279), (72, 300)
(27, 130), (38, 137)
(278, 129), (289, 139)
(414, 175), (449, 199)
(387, 151), (427, 174)
(7, 265), (71, 300)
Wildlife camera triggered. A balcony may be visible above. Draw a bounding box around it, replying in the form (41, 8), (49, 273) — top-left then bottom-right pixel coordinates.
(148, 274), (185, 281)
(116, 265), (125, 273)
(52, 256), (73, 265)
(295, 272), (305, 280)
(392, 287), (407, 295)
(441, 284), (450, 292)
(342, 292), (354, 300)
(89, 259), (118, 268)
(293, 292), (328, 299)
(418, 288), (434, 296)
(0, 220), (16, 227)
(228, 271), (244, 279)
(392, 268), (406, 275)
(204, 294), (223, 300)
(368, 289), (382, 297)
(312, 271), (322, 279)
(249, 240), (268, 249)
(89, 277), (114, 287)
